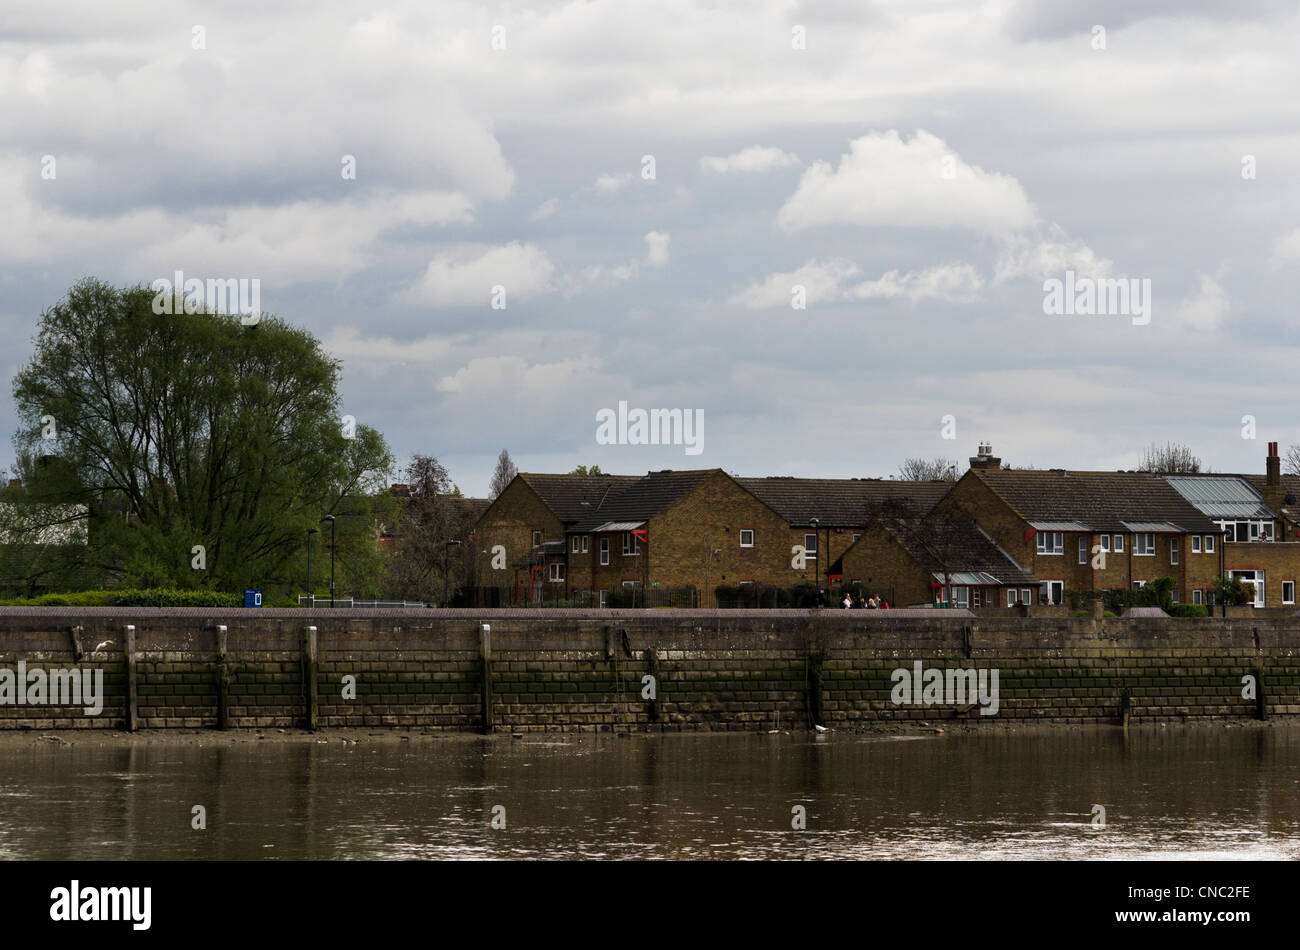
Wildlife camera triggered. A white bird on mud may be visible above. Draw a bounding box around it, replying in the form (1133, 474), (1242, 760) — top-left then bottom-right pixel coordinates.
(94, 641), (114, 652)
(813, 724), (829, 733)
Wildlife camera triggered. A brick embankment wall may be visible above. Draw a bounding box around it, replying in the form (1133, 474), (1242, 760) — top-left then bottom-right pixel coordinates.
(0, 608), (1297, 731)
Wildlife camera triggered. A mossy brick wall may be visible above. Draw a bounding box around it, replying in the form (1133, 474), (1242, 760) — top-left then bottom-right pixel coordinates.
(0, 607), (1298, 731)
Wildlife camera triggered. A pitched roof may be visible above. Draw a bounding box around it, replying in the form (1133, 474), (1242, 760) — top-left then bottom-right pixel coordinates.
(735, 477), (951, 526)
(971, 469), (1218, 533)
(876, 516), (1037, 586)
(1165, 475), (1273, 520)
(569, 469), (716, 531)
(517, 473), (641, 522)
(513, 470), (722, 532)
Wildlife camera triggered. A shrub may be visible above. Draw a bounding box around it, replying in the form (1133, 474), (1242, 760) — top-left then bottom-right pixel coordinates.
(1168, 604), (1209, 618)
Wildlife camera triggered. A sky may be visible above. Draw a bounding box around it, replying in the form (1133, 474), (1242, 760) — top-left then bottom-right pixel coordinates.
(3, 0), (1299, 496)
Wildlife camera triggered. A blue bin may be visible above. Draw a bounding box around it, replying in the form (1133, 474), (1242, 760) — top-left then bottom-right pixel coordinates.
(244, 589), (263, 608)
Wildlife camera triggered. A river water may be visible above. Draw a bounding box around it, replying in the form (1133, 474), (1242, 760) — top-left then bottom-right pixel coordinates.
(1, 726), (1297, 860)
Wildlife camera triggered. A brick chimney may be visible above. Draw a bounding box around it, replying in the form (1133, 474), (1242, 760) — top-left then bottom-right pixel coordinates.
(968, 441), (1002, 471)
(1263, 442), (1284, 513)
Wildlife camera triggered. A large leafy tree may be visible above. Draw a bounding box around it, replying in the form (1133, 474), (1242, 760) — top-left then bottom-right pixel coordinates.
(11, 278), (393, 594)
(383, 455), (477, 603)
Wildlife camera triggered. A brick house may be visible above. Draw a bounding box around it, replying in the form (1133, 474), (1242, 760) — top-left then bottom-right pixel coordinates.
(734, 476), (952, 594)
(840, 512), (1038, 607)
(933, 445), (1220, 605)
(474, 470), (952, 606)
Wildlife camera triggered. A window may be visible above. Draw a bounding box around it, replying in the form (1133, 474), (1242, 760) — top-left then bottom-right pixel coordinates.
(1172, 589), (1179, 604)
(1192, 536), (1201, 554)
(532, 530), (542, 547)
(1021, 588), (1032, 605)
(1036, 531), (1063, 555)
(1193, 589), (1203, 605)
(1284, 581), (1296, 605)
(549, 562), (564, 582)
(598, 589), (609, 608)
(739, 529), (755, 547)
(851, 533), (861, 542)
(582, 536), (589, 553)
(1041, 580), (1064, 605)
(1204, 535), (1215, 553)
(1132, 580), (1146, 589)
(1113, 534), (1124, 553)
(1250, 521), (1260, 541)
(953, 587), (969, 607)
(1264, 522), (1275, 541)
(572, 536), (581, 553)
(804, 533), (818, 558)
(622, 579), (641, 589)
(1228, 569), (1264, 607)
(1100, 535), (1110, 553)
(1170, 537), (1179, 565)
(1078, 536), (1088, 564)
(1135, 533), (1156, 556)
(623, 532), (640, 556)
(599, 538), (610, 566)
(1007, 589), (1017, 607)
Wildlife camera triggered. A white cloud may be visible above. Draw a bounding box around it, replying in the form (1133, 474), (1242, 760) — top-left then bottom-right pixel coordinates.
(993, 225), (1113, 283)
(776, 130), (1037, 235)
(729, 259), (981, 309)
(700, 146), (800, 174)
(1175, 274), (1229, 332)
(437, 355), (600, 394)
(402, 242), (555, 307)
(644, 231), (671, 267)
(531, 198), (561, 220)
(1271, 228), (1300, 264)
(593, 172), (633, 195)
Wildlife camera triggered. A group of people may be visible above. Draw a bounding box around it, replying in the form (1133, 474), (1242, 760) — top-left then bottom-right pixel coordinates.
(842, 592), (890, 609)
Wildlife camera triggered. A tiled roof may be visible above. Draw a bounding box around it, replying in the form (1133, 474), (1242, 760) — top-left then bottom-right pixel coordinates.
(972, 470), (1218, 533)
(569, 470), (716, 531)
(877, 516), (1038, 586)
(735, 477), (951, 526)
(514, 470), (720, 532)
(517, 473), (641, 522)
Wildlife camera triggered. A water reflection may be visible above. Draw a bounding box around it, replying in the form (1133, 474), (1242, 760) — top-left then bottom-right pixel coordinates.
(1, 727), (1297, 860)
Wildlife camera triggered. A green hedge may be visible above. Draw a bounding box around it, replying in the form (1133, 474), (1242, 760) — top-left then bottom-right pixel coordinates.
(0, 588), (243, 607)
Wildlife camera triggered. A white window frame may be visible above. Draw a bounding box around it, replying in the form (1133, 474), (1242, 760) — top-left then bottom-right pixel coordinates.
(1228, 569), (1264, 607)
(1007, 589), (1017, 607)
(1170, 537), (1179, 565)
(1078, 536), (1088, 564)
(572, 536), (581, 554)
(1204, 535), (1215, 553)
(1135, 533), (1156, 556)
(1041, 580), (1064, 605)
(598, 589), (609, 608)
(1100, 535), (1110, 553)
(739, 529), (754, 548)
(1036, 531), (1063, 555)
(623, 532), (640, 556)
(622, 579), (641, 590)
(599, 538), (610, 566)
(1192, 535), (1201, 553)
(1284, 581), (1296, 605)
(1021, 588), (1032, 605)
(582, 536), (589, 553)
(549, 562), (564, 582)
(1113, 534), (1124, 553)
(851, 533), (861, 542)
(953, 587), (969, 608)
(804, 533), (818, 559)
(1193, 589), (1203, 605)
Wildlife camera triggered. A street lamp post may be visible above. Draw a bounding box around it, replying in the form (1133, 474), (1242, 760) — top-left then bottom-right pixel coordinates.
(444, 540), (462, 608)
(306, 527), (318, 606)
(321, 515), (336, 607)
